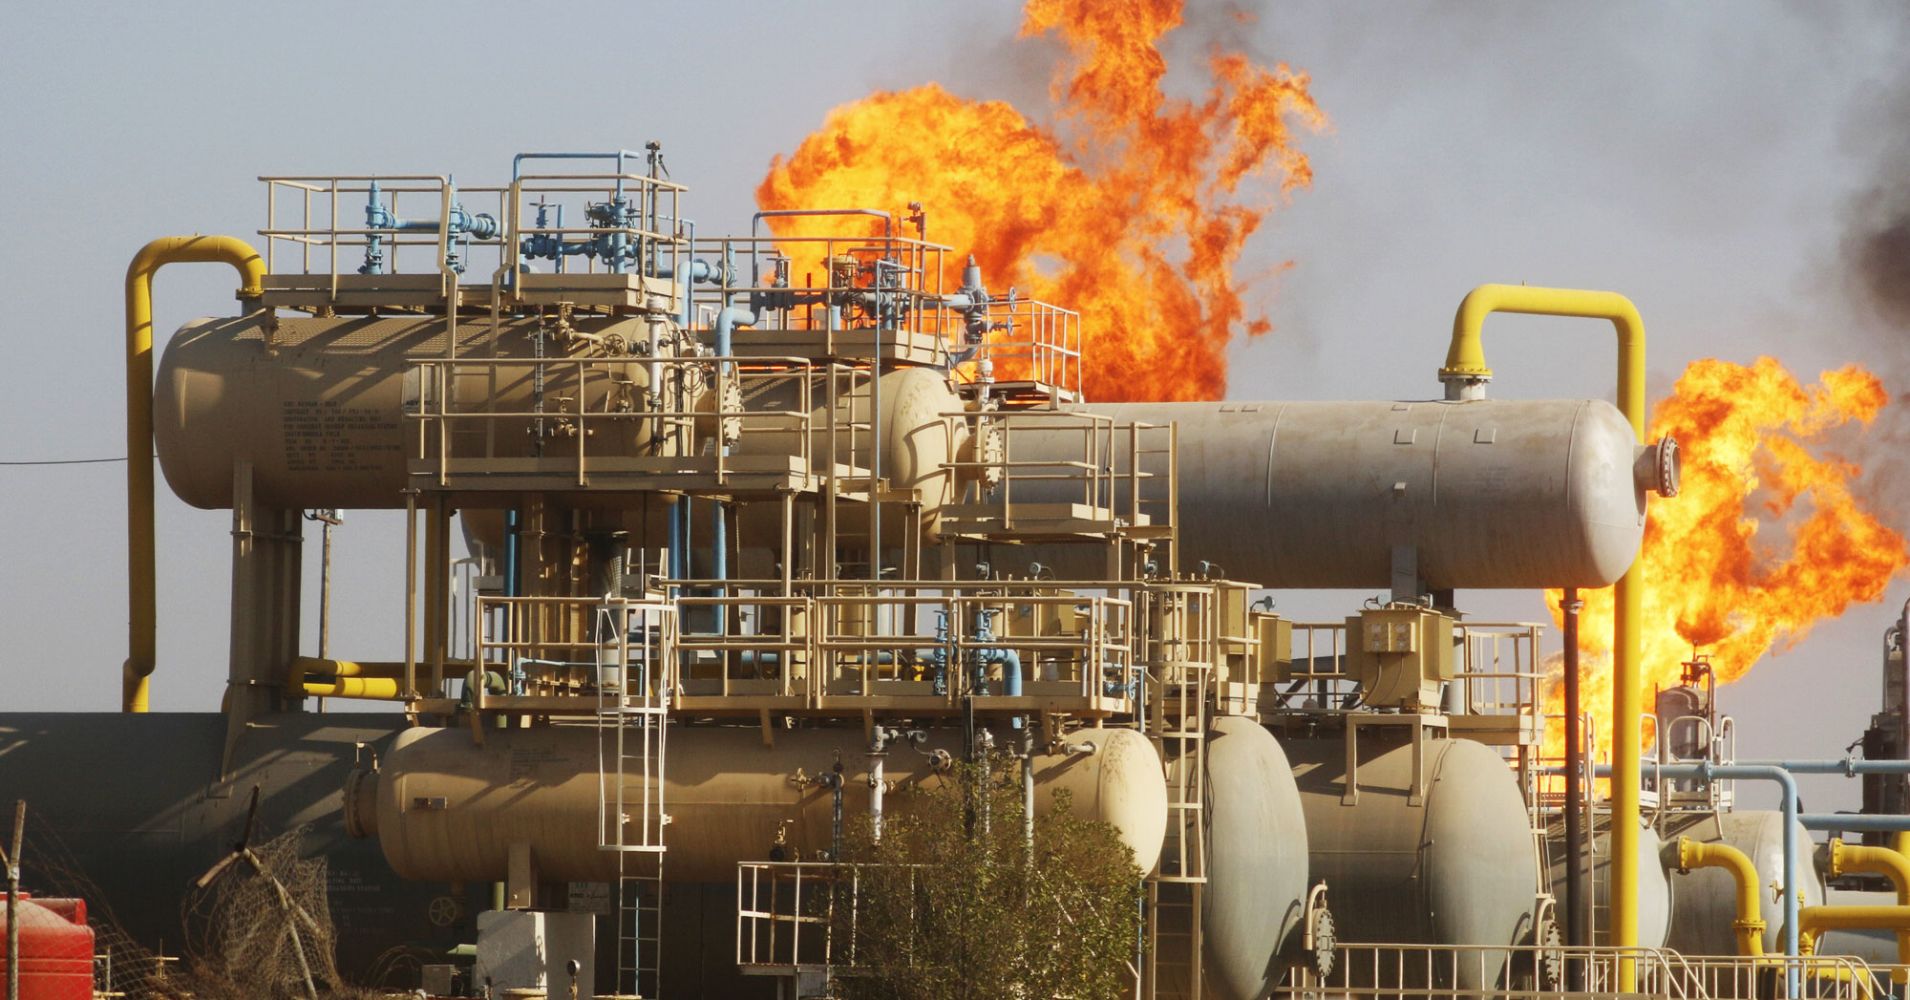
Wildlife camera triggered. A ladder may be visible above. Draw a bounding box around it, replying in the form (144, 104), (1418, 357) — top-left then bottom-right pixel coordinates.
(615, 852), (666, 999)
(1144, 587), (1212, 1000)
(596, 600), (675, 997)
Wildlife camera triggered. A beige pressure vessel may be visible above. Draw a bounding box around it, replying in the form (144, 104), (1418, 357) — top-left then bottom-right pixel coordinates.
(1008, 399), (1653, 589)
(1286, 734), (1540, 992)
(1543, 818), (1673, 949)
(349, 723), (1166, 884)
(154, 313), (683, 509)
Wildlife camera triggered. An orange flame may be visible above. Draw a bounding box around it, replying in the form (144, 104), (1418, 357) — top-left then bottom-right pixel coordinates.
(1545, 357), (1908, 756)
(755, 0), (1326, 402)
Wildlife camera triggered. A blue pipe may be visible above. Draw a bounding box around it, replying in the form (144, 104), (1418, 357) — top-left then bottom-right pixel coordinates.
(1801, 814), (1910, 832)
(1737, 759), (1910, 777)
(931, 611), (951, 696)
(708, 306), (756, 634)
(1599, 761), (1802, 968)
(666, 499), (682, 580)
(969, 609), (1023, 704)
(360, 179), (498, 275)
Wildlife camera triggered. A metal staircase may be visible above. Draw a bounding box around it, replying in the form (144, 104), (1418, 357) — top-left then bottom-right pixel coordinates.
(595, 600), (676, 997)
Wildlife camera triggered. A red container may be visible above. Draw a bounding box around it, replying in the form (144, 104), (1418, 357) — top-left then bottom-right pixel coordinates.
(0, 892), (95, 1000)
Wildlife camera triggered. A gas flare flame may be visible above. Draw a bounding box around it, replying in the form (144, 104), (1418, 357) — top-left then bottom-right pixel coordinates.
(756, 0), (1326, 401)
(1545, 357), (1909, 757)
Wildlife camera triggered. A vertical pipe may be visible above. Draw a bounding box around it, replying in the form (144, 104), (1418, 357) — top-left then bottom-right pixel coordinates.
(1563, 589), (1586, 954)
(403, 491), (418, 700)
(5, 800), (22, 1000)
(1022, 721), (1035, 862)
(319, 518), (334, 660)
(665, 500), (680, 580)
(123, 236), (266, 712)
(869, 735), (887, 845)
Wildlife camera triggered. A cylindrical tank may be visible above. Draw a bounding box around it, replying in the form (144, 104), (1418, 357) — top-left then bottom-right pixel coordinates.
(1543, 819), (1672, 948)
(1007, 399), (1647, 589)
(352, 723), (1166, 883)
(1663, 810), (1825, 956)
(1198, 716), (1311, 1000)
(1286, 733), (1539, 990)
(0, 894), (96, 1000)
(154, 313), (683, 510)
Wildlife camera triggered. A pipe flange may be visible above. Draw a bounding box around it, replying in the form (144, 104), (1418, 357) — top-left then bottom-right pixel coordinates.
(1635, 435), (1681, 498)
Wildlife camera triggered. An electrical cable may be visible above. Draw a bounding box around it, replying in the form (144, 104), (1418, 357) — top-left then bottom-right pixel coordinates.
(0, 455), (131, 466)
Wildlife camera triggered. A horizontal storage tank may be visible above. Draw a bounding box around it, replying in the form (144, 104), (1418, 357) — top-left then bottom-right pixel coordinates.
(1286, 733), (1539, 991)
(1664, 810), (1825, 957)
(154, 313), (688, 510)
(1543, 818), (1672, 948)
(351, 723), (1166, 883)
(1010, 399), (1650, 589)
(1198, 716), (1312, 1000)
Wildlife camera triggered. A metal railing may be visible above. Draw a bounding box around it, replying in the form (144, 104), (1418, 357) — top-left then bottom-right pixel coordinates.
(260, 174), (511, 290)
(473, 595), (677, 708)
(944, 409), (1174, 535)
(737, 861), (922, 977)
(699, 231), (953, 343)
(1277, 942), (1882, 1000)
(661, 578), (1156, 711)
(1259, 620), (1542, 720)
(957, 296), (1082, 397)
(258, 166), (690, 294)
(405, 355), (871, 490)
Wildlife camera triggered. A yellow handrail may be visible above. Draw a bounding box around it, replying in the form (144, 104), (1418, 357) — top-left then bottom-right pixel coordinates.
(124, 236), (265, 712)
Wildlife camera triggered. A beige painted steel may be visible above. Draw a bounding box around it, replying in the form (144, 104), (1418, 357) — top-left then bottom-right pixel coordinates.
(1543, 817), (1673, 949)
(154, 314), (673, 509)
(358, 723), (1165, 884)
(717, 366), (965, 511)
(1286, 734), (1539, 992)
(1193, 716), (1311, 1000)
(1008, 399), (1646, 589)
(1664, 810), (1826, 957)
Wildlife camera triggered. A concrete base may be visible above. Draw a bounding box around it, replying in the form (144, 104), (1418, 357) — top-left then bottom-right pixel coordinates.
(475, 910), (595, 998)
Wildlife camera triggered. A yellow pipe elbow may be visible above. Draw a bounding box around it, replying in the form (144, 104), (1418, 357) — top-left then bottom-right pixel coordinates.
(1830, 839), (1910, 904)
(302, 677), (404, 700)
(124, 236), (267, 713)
(1679, 837), (1766, 957)
(1442, 283), (1647, 431)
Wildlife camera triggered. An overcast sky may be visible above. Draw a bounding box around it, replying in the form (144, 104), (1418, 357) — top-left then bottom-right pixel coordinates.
(3, 2), (1905, 809)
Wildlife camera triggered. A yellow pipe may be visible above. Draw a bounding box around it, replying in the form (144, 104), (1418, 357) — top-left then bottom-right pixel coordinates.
(124, 236), (266, 712)
(1679, 837), (1766, 957)
(1826, 838), (1910, 975)
(286, 657), (471, 693)
(1829, 839), (1910, 903)
(302, 677), (404, 700)
(1445, 284), (1649, 961)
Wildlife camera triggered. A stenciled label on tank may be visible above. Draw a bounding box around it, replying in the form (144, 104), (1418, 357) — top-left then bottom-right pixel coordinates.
(281, 399), (401, 474)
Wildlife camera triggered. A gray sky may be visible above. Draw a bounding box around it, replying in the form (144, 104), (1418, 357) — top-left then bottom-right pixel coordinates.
(3, 1), (1905, 809)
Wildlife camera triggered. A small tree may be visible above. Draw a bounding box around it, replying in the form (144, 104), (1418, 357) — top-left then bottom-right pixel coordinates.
(833, 748), (1143, 1000)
